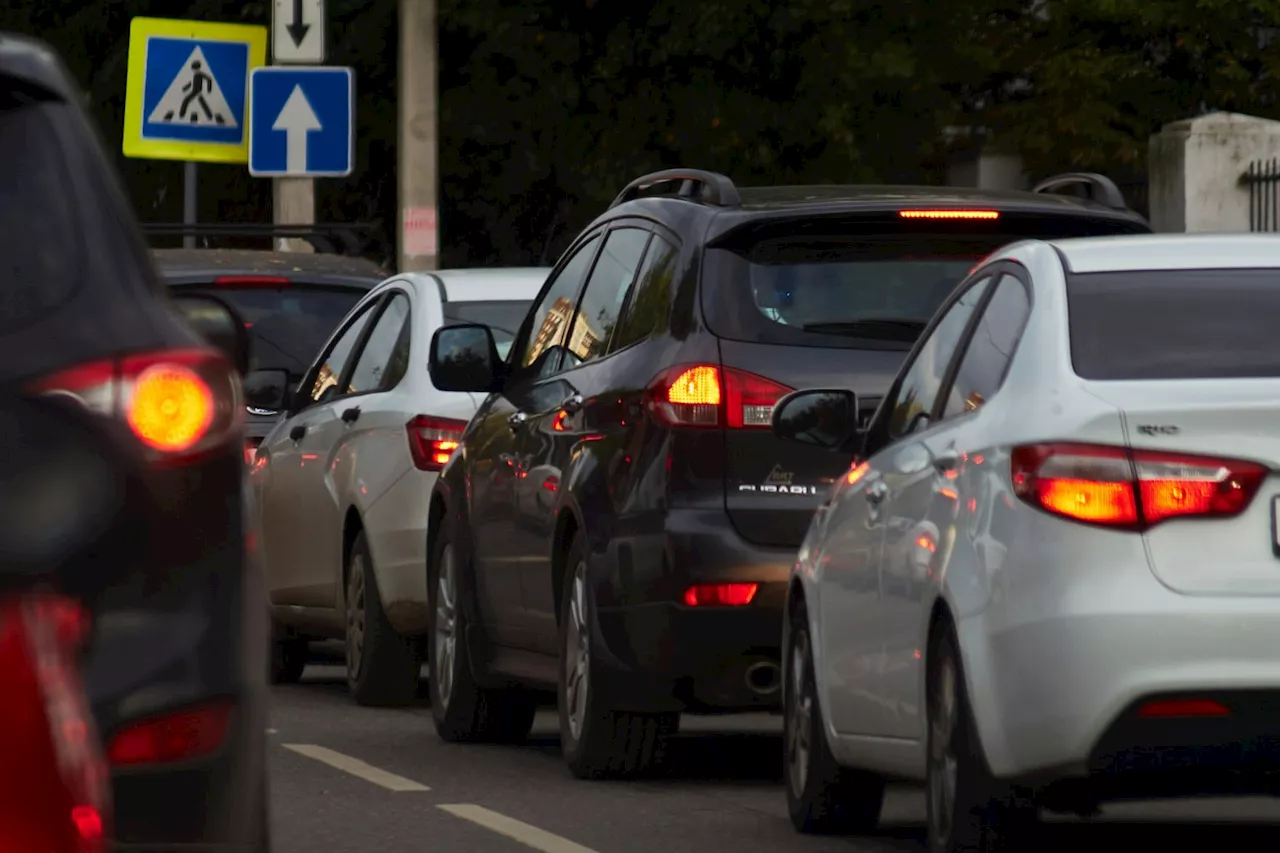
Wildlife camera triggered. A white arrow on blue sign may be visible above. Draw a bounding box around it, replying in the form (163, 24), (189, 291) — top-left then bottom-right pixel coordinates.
(248, 66), (353, 178)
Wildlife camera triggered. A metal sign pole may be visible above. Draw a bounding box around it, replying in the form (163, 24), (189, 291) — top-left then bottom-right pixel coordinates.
(183, 161), (198, 248)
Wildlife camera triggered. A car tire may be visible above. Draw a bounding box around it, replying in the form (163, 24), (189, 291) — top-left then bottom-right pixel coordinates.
(785, 604), (885, 834)
(269, 629), (308, 685)
(427, 523), (538, 743)
(345, 530), (420, 707)
(558, 531), (678, 780)
(926, 626), (1037, 853)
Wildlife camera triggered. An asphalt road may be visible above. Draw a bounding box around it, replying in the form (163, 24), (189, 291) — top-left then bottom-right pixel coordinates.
(268, 650), (1280, 853)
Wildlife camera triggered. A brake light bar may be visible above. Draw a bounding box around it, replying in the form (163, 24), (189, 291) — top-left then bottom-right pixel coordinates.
(1137, 698), (1230, 719)
(1011, 442), (1267, 529)
(647, 364), (793, 429)
(682, 583), (758, 607)
(898, 209), (1000, 220)
(213, 275), (291, 287)
(406, 415), (467, 471)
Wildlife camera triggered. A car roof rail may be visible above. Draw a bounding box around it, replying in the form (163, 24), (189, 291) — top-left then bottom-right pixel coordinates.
(140, 222), (382, 257)
(610, 168), (742, 209)
(1030, 172), (1129, 212)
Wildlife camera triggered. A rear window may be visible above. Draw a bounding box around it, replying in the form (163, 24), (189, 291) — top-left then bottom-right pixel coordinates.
(179, 284), (365, 379)
(443, 299), (532, 360)
(1068, 268), (1280, 380)
(703, 213), (1147, 350)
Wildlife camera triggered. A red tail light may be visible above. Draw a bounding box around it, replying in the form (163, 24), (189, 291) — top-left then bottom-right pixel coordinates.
(106, 699), (235, 766)
(647, 364), (792, 429)
(1011, 443), (1267, 529)
(213, 275), (290, 287)
(28, 349), (241, 463)
(1137, 698), (1230, 719)
(0, 594), (110, 852)
(899, 209), (1000, 220)
(406, 415), (467, 471)
(682, 583), (759, 607)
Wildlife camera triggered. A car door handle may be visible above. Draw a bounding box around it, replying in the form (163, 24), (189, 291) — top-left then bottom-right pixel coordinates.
(289, 424), (307, 442)
(561, 393), (584, 414)
(341, 406), (361, 424)
(933, 449), (960, 473)
(865, 480), (888, 505)
(508, 411), (528, 430)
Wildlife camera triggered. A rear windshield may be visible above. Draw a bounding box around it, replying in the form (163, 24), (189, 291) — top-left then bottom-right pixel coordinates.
(443, 299), (531, 360)
(703, 214), (1148, 350)
(1068, 268), (1280, 380)
(179, 285), (365, 379)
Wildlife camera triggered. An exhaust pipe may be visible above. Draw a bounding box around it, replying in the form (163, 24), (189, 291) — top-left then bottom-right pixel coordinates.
(745, 660), (781, 695)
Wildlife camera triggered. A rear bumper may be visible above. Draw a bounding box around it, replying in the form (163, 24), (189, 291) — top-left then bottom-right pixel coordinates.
(593, 508), (794, 712)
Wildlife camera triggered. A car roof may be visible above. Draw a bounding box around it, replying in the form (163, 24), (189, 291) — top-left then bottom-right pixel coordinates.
(153, 248), (387, 288)
(1048, 233), (1280, 274)
(0, 33), (77, 101)
(733, 183), (1123, 212)
(419, 267), (550, 302)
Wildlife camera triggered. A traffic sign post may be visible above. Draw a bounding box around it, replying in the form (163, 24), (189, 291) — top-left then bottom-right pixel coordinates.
(249, 67), (354, 178)
(272, 0), (325, 64)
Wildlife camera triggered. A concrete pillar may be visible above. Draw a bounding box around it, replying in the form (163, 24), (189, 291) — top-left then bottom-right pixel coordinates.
(945, 133), (1027, 191)
(273, 177), (315, 253)
(398, 0), (438, 272)
(1148, 112), (1280, 233)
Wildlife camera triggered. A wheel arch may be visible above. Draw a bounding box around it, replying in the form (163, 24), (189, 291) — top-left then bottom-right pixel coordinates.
(549, 505), (583, 627)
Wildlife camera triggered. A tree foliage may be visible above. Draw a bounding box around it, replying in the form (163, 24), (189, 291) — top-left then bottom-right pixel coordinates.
(5, 0), (1280, 266)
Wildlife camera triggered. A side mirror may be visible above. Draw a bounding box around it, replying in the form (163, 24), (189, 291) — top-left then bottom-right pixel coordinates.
(771, 389), (860, 450)
(243, 368), (291, 414)
(429, 323), (500, 393)
(172, 293), (251, 376)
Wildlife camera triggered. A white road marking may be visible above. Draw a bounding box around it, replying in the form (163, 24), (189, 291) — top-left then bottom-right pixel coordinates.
(282, 744), (430, 792)
(438, 804), (599, 853)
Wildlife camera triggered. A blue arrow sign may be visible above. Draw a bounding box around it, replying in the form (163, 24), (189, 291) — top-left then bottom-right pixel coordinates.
(248, 66), (354, 178)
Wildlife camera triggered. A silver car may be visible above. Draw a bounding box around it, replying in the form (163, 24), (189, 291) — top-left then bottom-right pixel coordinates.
(773, 233), (1280, 852)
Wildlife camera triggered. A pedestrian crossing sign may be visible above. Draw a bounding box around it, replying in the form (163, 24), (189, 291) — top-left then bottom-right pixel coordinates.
(122, 17), (267, 164)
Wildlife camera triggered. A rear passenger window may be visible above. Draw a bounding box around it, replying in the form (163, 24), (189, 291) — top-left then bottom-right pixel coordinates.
(347, 293), (411, 394)
(887, 278), (990, 438)
(309, 301), (377, 404)
(611, 234), (678, 351)
(942, 275), (1030, 418)
(565, 227), (650, 366)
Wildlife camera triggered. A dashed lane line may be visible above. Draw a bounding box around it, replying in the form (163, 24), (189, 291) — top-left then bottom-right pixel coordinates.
(281, 743), (431, 792)
(438, 804), (601, 853)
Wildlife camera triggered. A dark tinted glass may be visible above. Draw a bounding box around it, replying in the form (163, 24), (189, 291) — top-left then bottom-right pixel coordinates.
(348, 294), (410, 394)
(182, 285), (365, 380)
(518, 236), (600, 375)
(309, 302), (376, 403)
(443, 300), (535, 361)
(567, 228), (650, 365)
(0, 98), (78, 331)
(887, 278), (990, 438)
(612, 234), (678, 351)
(703, 213), (1147, 350)
(1068, 269), (1280, 379)
(943, 274), (1030, 418)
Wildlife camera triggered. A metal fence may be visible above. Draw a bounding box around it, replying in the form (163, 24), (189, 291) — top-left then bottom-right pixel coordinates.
(1241, 158), (1280, 232)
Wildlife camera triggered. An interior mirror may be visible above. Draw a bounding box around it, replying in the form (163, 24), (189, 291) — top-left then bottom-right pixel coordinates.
(243, 369), (291, 415)
(171, 293), (251, 376)
(429, 323), (500, 393)
(771, 388), (860, 450)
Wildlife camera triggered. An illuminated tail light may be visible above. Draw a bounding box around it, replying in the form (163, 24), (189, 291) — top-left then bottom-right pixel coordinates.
(1011, 443), (1267, 529)
(682, 583), (759, 607)
(647, 364), (792, 429)
(898, 209), (1000, 220)
(29, 349), (241, 463)
(406, 415), (468, 471)
(106, 699), (235, 766)
(213, 275), (291, 287)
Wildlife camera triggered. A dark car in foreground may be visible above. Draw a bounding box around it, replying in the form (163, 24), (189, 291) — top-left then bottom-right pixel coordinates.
(422, 171), (1151, 778)
(154, 247), (386, 462)
(2, 34), (268, 850)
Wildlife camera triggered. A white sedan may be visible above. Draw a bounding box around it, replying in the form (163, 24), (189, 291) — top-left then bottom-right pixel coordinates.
(775, 234), (1280, 851)
(249, 267), (546, 705)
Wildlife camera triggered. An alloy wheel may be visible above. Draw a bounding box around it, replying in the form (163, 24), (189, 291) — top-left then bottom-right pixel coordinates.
(345, 555), (366, 681)
(434, 544), (458, 710)
(928, 654), (959, 846)
(563, 560), (591, 741)
(787, 630), (812, 795)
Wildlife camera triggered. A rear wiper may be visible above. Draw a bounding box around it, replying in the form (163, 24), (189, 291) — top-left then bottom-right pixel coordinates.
(800, 317), (928, 340)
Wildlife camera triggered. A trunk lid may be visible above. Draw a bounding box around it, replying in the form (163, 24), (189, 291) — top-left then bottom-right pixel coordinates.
(1090, 380), (1280, 596)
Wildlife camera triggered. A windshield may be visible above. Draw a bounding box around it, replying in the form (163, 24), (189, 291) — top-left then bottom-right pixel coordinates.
(178, 284), (367, 380)
(443, 299), (532, 360)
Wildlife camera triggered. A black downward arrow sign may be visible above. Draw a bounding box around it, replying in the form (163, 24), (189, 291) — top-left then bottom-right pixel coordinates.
(287, 0), (310, 47)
